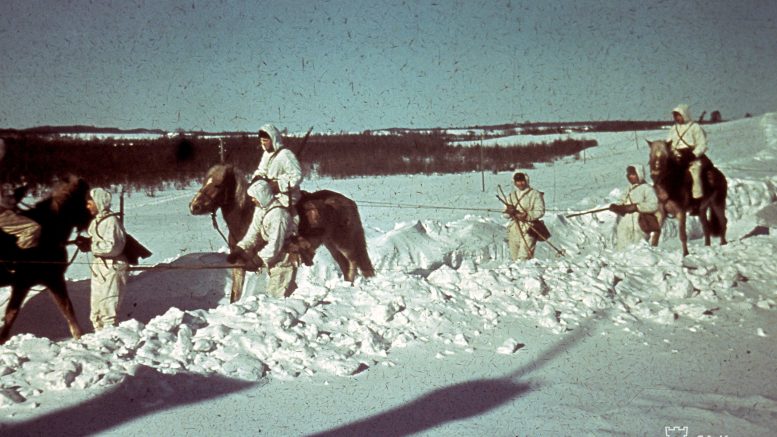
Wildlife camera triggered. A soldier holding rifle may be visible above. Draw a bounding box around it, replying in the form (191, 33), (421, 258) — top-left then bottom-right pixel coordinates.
(501, 172), (545, 261)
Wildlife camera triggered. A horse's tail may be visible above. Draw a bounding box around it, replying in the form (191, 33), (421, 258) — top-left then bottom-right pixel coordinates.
(349, 205), (375, 277)
(357, 245), (375, 277)
(708, 167), (728, 237)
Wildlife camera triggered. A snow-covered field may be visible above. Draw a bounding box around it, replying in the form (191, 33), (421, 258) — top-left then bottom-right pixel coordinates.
(2, 114), (777, 436)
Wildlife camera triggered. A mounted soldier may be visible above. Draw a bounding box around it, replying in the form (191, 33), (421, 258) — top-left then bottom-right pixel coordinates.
(666, 104), (710, 200)
(0, 138), (41, 251)
(226, 123), (303, 297)
(251, 124), (303, 218)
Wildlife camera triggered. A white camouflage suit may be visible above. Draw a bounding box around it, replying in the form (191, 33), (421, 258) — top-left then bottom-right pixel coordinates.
(238, 180), (297, 298)
(87, 188), (128, 330)
(667, 104), (708, 199)
(614, 165), (659, 250)
(252, 123), (303, 208)
(504, 176), (545, 261)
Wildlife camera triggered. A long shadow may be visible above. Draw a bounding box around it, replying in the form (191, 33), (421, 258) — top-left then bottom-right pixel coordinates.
(308, 308), (609, 437)
(307, 378), (532, 437)
(6, 252), (228, 341)
(0, 365), (257, 436)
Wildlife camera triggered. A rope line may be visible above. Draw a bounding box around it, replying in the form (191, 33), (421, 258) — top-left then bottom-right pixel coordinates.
(1, 258), (541, 275)
(353, 199), (582, 214)
(353, 199), (504, 213)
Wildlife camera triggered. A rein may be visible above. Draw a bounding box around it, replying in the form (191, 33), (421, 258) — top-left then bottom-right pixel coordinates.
(210, 211), (230, 245)
(193, 180), (232, 246)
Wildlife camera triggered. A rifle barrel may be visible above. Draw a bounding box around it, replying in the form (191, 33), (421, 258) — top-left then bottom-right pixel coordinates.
(564, 207), (610, 218)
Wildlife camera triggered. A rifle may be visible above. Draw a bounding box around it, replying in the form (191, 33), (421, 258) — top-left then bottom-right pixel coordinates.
(497, 185), (564, 256)
(564, 206), (610, 218)
(295, 126), (314, 161)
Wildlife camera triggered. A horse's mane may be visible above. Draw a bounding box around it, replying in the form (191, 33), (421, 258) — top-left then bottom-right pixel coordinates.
(207, 164), (251, 212)
(231, 166), (251, 212)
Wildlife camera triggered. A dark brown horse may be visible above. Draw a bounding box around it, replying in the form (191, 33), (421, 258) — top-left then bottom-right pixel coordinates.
(1, 175), (92, 344)
(189, 164), (374, 302)
(647, 140), (727, 256)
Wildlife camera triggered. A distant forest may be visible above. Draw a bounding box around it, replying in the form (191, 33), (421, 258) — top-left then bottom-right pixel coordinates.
(0, 130), (599, 192)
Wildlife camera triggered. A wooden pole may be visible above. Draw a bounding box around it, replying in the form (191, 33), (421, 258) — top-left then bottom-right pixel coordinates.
(119, 189), (125, 224)
(480, 135), (485, 192)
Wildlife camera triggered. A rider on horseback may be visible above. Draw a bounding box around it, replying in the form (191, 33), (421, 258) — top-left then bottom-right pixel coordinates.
(227, 124), (302, 297)
(666, 104), (708, 200)
(251, 124), (303, 217)
(0, 138), (41, 250)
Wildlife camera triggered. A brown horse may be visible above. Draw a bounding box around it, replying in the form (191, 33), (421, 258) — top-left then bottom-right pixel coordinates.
(647, 140), (727, 256)
(1, 175), (92, 344)
(189, 164), (374, 302)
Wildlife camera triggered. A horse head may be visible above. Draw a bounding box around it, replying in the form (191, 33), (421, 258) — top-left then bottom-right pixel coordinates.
(647, 139), (672, 182)
(190, 164), (247, 215)
(34, 175), (92, 243)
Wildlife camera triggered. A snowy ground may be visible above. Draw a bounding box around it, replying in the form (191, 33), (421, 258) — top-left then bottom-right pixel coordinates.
(2, 114), (777, 436)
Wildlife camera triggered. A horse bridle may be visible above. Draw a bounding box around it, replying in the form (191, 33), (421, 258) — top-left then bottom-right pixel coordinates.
(193, 180), (231, 245)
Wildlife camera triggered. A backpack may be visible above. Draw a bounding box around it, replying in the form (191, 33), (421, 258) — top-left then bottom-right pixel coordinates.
(528, 220), (551, 240)
(96, 213), (152, 265)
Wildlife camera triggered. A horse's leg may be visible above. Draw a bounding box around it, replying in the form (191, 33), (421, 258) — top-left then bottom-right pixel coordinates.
(325, 241), (355, 282)
(0, 284), (31, 344)
(231, 267), (246, 303)
(711, 200), (728, 245)
(46, 278), (84, 340)
(650, 229), (661, 247)
(698, 205), (711, 246)
(650, 211), (665, 247)
(678, 211), (689, 256)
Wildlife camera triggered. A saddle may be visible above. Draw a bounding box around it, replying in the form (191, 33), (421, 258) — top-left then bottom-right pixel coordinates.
(673, 151), (716, 205)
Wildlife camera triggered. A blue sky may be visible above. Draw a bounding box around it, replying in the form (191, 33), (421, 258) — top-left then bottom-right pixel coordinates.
(1, 0), (775, 132)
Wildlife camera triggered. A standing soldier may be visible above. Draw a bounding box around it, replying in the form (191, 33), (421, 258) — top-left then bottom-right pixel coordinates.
(228, 179), (297, 298)
(503, 172), (545, 261)
(609, 165), (659, 250)
(76, 188), (129, 331)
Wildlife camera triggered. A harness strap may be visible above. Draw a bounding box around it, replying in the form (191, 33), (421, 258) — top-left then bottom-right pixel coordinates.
(673, 122), (697, 149)
(90, 212), (128, 263)
(211, 212), (229, 245)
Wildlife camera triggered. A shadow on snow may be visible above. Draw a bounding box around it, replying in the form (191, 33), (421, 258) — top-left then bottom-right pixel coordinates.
(307, 307), (610, 436)
(0, 365), (257, 435)
(4, 252), (228, 341)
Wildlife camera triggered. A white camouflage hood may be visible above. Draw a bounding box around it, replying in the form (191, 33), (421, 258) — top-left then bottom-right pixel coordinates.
(627, 164), (645, 184)
(672, 104), (692, 124)
(90, 188), (112, 212)
(259, 124), (285, 152)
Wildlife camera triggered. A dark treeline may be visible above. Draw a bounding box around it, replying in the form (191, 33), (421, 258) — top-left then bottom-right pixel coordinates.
(0, 135), (259, 191)
(0, 132), (596, 190)
(304, 132), (597, 177)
